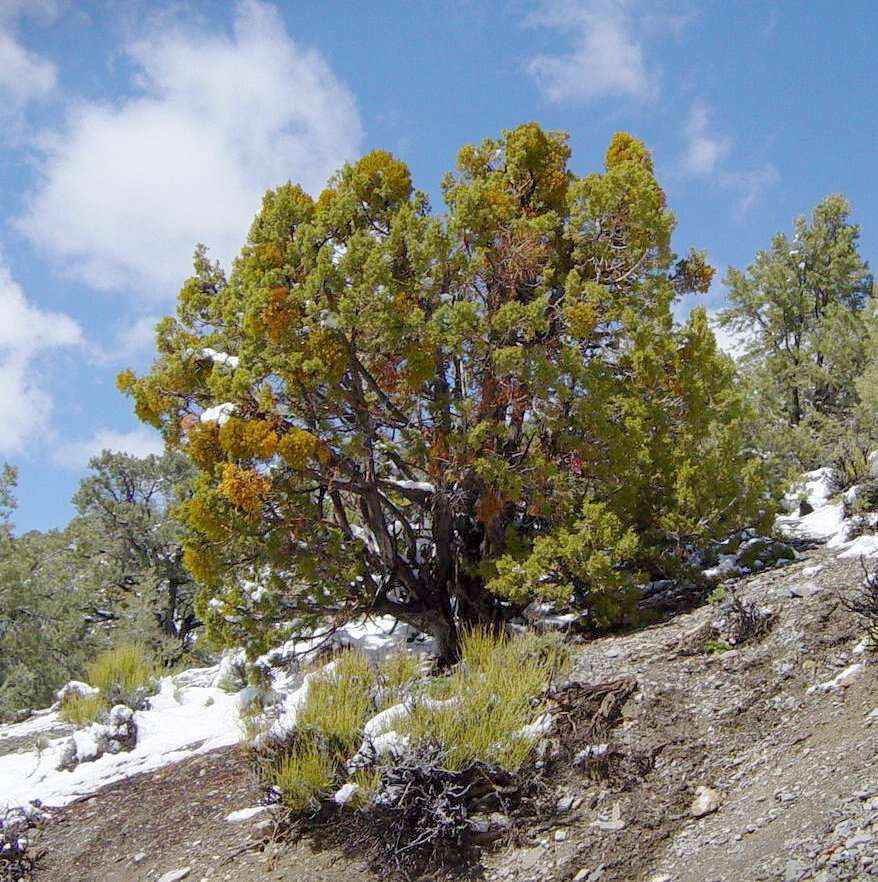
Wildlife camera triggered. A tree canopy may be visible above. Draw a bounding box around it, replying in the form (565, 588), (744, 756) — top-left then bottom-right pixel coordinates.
(720, 194), (874, 467)
(121, 123), (773, 660)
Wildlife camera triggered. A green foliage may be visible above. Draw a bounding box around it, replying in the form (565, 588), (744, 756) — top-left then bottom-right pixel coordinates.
(120, 123), (777, 660)
(296, 650), (376, 757)
(58, 692), (105, 726)
(0, 476), (98, 720)
(720, 194), (875, 468)
(703, 638), (732, 655)
(706, 585), (727, 605)
(399, 628), (569, 770)
(269, 739), (336, 812)
(0, 448), (206, 722)
(487, 502), (640, 626)
(69, 450), (203, 664)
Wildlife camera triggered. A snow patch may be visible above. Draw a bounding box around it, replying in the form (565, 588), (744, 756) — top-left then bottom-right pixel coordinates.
(333, 782), (360, 805)
(201, 348), (239, 369)
(225, 805), (268, 823)
(807, 663), (865, 694)
(200, 402), (236, 426)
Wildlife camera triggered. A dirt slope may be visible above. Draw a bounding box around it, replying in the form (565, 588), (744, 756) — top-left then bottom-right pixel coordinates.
(26, 543), (878, 882)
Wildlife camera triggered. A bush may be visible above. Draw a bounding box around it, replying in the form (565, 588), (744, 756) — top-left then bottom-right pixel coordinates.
(843, 563), (878, 645)
(85, 643), (157, 707)
(58, 643), (158, 727)
(258, 630), (570, 823)
(58, 691), (105, 726)
(399, 628), (569, 771)
(1, 808), (40, 882)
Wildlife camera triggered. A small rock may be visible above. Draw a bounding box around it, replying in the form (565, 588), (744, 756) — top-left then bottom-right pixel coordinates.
(690, 785), (722, 818)
(156, 869), (191, 882)
(132, 852), (146, 865)
(591, 819), (626, 832)
(784, 859), (804, 882)
(554, 829), (568, 842)
(556, 795), (576, 814)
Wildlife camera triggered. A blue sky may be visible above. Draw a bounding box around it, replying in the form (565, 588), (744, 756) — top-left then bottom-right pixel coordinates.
(1, 0), (876, 532)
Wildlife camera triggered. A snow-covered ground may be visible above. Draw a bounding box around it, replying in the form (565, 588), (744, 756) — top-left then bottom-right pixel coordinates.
(777, 466), (878, 558)
(0, 669), (239, 812)
(0, 616), (422, 814)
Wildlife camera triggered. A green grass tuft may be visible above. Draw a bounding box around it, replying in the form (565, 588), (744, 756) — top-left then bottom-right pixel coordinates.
(86, 643), (158, 705)
(59, 643), (159, 727)
(58, 692), (105, 726)
(400, 626), (570, 771)
(378, 650), (422, 709)
(295, 649), (376, 758)
(270, 741), (336, 812)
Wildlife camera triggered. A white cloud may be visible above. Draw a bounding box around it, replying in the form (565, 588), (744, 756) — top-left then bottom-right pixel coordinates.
(53, 427), (164, 469)
(677, 99), (778, 219)
(90, 314), (161, 368)
(0, 256), (83, 455)
(681, 101), (730, 177)
(19, 0), (362, 299)
(722, 165), (780, 220)
(708, 311), (752, 360)
(0, 0), (58, 107)
(525, 0), (662, 103)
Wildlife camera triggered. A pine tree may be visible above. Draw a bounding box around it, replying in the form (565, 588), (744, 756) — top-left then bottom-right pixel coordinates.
(121, 124), (774, 661)
(0, 468), (96, 720)
(69, 450), (201, 663)
(720, 194), (874, 466)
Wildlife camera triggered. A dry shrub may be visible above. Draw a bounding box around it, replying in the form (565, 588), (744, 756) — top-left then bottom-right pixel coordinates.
(721, 591), (774, 645)
(842, 561), (878, 644)
(1, 808), (41, 882)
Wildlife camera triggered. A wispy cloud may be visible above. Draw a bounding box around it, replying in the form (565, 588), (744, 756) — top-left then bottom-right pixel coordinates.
(0, 0), (59, 109)
(89, 314), (161, 368)
(525, 0), (684, 103)
(0, 254), (83, 455)
(681, 101), (730, 177)
(52, 427), (164, 469)
(722, 165), (780, 220)
(678, 99), (778, 219)
(18, 0), (362, 300)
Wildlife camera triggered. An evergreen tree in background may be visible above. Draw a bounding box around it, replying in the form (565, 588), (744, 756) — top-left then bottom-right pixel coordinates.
(0, 467), (95, 720)
(121, 124), (775, 662)
(720, 195), (874, 469)
(0, 452), (201, 720)
(69, 450), (201, 663)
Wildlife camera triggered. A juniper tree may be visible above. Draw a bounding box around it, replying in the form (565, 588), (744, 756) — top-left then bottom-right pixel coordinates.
(0, 468), (95, 720)
(69, 450), (201, 662)
(121, 124), (773, 661)
(720, 195), (874, 466)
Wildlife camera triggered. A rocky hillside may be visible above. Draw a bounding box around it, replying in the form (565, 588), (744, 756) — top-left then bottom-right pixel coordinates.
(3, 462), (877, 882)
(0, 537), (871, 882)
